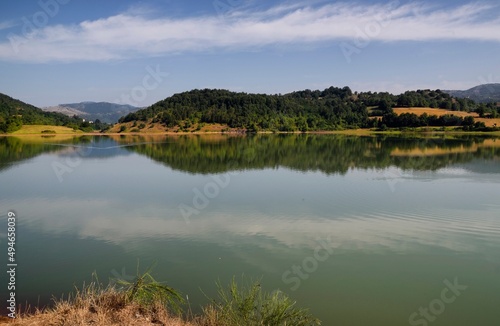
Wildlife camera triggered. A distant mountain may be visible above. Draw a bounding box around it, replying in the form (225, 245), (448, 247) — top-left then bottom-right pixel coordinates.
(43, 102), (140, 123)
(444, 84), (500, 103)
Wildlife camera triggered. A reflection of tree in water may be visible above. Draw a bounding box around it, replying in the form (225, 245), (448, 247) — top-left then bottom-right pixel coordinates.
(0, 137), (58, 171)
(0, 136), (93, 172)
(1, 135), (499, 175)
(120, 134), (500, 175)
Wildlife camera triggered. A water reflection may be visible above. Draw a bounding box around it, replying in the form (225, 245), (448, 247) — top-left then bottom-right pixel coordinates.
(2, 134), (500, 174)
(1, 134), (499, 325)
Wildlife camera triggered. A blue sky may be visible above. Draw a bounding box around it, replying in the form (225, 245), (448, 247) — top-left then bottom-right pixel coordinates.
(0, 0), (499, 107)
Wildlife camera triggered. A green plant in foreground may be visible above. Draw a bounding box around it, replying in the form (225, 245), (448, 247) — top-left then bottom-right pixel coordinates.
(206, 277), (321, 326)
(114, 262), (184, 315)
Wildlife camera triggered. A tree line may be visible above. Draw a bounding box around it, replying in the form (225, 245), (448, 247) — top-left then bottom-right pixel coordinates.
(120, 87), (500, 131)
(2, 87), (499, 134)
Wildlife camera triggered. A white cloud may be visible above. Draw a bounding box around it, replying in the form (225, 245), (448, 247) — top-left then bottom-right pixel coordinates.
(0, 1), (499, 63)
(16, 197), (500, 257)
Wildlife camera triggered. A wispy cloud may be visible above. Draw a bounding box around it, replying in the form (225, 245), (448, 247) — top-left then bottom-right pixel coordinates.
(0, 1), (499, 63)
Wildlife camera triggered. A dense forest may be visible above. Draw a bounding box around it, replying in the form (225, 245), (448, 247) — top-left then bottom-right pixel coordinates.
(0, 93), (109, 133)
(119, 87), (500, 132)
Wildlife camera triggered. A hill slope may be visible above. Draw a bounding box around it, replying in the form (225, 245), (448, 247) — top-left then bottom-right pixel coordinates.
(0, 93), (104, 133)
(0, 93), (81, 133)
(117, 87), (489, 132)
(118, 87), (373, 132)
(444, 84), (500, 103)
(44, 102), (139, 123)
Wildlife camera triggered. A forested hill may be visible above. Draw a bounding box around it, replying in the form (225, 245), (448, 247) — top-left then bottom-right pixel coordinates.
(444, 84), (500, 103)
(1, 93), (68, 132)
(0, 93), (106, 133)
(120, 87), (368, 131)
(119, 87), (497, 131)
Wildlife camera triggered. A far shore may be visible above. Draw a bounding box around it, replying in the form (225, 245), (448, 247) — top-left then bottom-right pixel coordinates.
(2, 123), (500, 138)
(3, 129), (500, 137)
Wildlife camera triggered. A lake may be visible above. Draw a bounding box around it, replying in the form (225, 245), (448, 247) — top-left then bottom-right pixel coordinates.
(1, 134), (499, 325)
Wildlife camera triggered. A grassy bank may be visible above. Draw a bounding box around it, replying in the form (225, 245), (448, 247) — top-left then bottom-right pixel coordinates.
(4, 123), (500, 137)
(5, 271), (320, 326)
(10, 125), (84, 135)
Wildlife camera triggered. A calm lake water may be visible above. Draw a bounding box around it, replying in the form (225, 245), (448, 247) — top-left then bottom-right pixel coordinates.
(1, 134), (500, 325)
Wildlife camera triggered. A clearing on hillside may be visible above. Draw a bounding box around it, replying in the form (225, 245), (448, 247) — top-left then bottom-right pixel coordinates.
(393, 107), (500, 127)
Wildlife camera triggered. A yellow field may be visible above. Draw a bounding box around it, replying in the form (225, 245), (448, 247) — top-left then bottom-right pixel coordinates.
(393, 107), (474, 117)
(393, 107), (500, 127)
(11, 125), (82, 134)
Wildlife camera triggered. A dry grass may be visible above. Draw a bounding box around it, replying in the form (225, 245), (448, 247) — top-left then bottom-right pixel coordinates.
(475, 117), (500, 128)
(393, 107), (475, 117)
(11, 125), (84, 135)
(2, 277), (321, 326)
(393, 107), (500, 127)
(6, 288), (195, 326)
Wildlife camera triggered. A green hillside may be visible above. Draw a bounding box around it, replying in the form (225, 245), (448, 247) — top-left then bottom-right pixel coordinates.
(445, 84), (500, 103)
(119, 87), (498, 132)
(0, 93), (107, 133)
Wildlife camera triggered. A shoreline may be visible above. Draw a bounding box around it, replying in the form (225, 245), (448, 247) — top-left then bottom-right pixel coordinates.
(3, 129), (500, 137)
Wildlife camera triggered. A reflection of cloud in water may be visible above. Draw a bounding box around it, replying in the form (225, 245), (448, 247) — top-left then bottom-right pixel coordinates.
(435, 167), (469, 176)
(17, 198), (500, 262)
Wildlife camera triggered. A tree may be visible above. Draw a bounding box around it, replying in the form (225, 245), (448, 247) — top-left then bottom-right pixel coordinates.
(378, 98), (393, 114)
(476, 106), (487, 118)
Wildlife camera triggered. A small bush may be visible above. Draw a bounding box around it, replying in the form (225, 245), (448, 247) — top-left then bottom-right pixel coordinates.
(114, 262), (184, 315)
(204, 277), (321, 326)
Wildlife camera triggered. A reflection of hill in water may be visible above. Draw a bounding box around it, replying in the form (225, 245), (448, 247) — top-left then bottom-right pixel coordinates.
(0, 137), (70, 171)
(455, 158), (500, 174)
(0, 136), (132, 172)
(117, 134), (500, 175)
(46, 137), (135, 159)
(1, 134), (499, 175)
